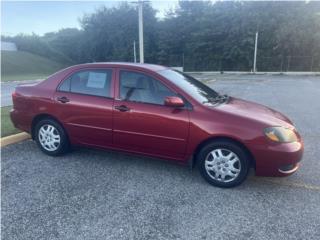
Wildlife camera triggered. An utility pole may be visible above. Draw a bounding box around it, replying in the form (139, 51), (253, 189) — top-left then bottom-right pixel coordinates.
(133, 40), (137, 63)
(138, 0), (144, 63)
(253, 31), (258, 73)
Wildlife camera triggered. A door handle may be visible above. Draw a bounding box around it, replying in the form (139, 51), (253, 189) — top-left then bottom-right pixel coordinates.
(115, 105), (130, 112)
(57, 96), (70, 103)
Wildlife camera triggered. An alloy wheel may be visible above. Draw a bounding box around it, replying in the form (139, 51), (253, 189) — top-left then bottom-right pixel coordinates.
(38, 124), (61, 152)
(204, 148), (241, 183)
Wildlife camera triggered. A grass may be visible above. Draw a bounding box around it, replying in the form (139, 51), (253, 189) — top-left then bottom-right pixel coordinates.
(2, 73), (51, 82)
(1, 50), (66, 82)
(1, 106), (20, 137)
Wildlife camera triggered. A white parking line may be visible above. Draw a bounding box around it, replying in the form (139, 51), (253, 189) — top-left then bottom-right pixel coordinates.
(250, 177), (320, 191)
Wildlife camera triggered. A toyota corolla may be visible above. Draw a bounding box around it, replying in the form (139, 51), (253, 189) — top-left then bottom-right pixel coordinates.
(10, 63), (303, 187)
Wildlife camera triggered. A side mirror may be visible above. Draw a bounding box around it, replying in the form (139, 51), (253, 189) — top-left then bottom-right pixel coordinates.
(164, 96), (185, 108)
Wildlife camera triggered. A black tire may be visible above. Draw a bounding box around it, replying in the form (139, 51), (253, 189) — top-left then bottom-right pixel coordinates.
(197, 140), (250, 188)
(34, 118), (69, 156)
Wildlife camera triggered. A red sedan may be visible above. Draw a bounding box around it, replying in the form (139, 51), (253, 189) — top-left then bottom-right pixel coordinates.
(10, 63), (303, 188)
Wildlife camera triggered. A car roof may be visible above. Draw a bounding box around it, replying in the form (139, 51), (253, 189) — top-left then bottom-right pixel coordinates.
(71, 62), (169, 72)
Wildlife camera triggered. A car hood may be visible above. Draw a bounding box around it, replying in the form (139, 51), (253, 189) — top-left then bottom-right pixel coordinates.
(216, 97), (294, 128)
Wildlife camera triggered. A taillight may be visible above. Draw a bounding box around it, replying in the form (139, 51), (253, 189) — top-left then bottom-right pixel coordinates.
(12, 91), (19, 98)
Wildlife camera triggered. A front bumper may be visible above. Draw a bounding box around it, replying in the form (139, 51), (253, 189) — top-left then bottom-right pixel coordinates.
(250, 140), (304, 177)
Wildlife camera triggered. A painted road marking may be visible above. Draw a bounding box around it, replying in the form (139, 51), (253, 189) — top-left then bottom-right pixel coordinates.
(249, 177), (320, 191)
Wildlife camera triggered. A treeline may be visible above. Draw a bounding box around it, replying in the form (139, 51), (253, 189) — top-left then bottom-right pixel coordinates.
(3, 1), (320, 71)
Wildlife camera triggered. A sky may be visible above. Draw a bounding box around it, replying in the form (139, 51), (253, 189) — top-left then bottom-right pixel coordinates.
(1, 0), (179, 36)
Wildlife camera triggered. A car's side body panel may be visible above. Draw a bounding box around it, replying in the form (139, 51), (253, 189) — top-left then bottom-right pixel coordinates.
(53, 92), (114, 148)
(51, 67), (116, 148)
(113, 99), (190, 160)
(112, 67), (190, 160)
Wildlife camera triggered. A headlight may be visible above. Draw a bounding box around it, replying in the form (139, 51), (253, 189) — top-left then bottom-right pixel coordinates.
(264, 127), (298, 143)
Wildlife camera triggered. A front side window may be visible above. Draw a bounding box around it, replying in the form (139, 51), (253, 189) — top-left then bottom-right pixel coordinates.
(58, 69), (112, 97)
(119, 70), (176, 105)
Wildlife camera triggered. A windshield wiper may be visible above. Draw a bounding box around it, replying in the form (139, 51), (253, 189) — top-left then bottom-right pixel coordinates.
(212, 94), (229, 101)
(203, 94), (230, 105)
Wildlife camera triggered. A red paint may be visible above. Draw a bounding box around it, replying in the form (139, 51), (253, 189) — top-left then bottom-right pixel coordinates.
(164, 96), (185, 108)
(10, 62), (303, 177)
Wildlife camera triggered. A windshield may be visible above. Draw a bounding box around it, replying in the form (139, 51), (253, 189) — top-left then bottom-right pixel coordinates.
(158, 69), (219, 104)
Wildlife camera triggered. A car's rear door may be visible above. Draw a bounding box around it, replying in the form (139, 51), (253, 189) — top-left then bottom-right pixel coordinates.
(53, 68), (115, 148)
(113, 68), (190, 160)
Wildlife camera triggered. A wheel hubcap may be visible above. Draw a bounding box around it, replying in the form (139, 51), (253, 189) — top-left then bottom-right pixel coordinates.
(205, 148), (241, 183)
(38, 124), (60, 151)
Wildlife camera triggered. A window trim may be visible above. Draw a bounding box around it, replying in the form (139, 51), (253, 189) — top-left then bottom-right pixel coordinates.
(56, 68), (114, 99)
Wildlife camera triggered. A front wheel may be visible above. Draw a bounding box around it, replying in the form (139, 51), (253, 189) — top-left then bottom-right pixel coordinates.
(35, 118), (69, 156)
(197, 140), (250, 188)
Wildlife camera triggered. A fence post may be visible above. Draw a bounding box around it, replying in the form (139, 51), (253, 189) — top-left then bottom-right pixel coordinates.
(310, 56), (314, 72)
(133, 41), (137, 63)
(253, 32), (258, 73)
(182, 53), (185, 71)
(287, 56), (291, 72)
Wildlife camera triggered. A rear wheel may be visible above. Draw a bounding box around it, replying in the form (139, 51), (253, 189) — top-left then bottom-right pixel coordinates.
(35, 119), (69, 156)
(197, 140), (250, 188)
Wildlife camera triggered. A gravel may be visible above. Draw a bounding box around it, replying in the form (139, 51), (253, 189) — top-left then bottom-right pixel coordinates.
(2, 74), (320, 240)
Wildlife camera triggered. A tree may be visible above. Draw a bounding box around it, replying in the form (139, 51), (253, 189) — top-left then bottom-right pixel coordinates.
(3, 1), (320, 71)
(80, 2), (158, 63)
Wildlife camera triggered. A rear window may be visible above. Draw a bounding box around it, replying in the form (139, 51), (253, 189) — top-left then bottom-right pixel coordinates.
(58, 69), (112, 97)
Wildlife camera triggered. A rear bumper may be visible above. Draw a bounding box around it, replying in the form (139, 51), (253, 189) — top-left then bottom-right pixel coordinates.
(10, 109), (31, 133)
(250, 140), (303, 177)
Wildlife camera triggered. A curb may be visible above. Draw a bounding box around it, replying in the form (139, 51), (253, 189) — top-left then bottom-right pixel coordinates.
(186, 71), (320, 75)
(0, 132), (31, 147)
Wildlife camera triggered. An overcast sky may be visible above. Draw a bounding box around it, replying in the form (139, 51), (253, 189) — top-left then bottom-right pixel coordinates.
(1, 0), (179, 36)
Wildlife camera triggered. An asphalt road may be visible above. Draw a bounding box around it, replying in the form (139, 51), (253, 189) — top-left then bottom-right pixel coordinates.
(2, 74), (320, 240)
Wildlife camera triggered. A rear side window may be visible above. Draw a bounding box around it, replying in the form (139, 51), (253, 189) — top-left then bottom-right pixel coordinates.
(58, 69), (112, 97)
(59, 77), (70, 92)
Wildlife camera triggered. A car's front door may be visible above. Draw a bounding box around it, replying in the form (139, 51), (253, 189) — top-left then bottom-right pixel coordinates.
(113, 69), (190, 160)
(54, 68), (114, 148)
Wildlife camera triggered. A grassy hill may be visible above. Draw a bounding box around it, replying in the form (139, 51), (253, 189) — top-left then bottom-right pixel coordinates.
(1, 51), (67, 82)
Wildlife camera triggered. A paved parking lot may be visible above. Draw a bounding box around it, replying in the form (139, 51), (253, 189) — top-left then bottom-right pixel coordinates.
(2, 74), (320, 240)
(1, 79), (42, 107)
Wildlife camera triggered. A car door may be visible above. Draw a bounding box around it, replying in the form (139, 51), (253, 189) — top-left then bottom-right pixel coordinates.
(113, 69), (190, 160)
(53, 68), (114, 148)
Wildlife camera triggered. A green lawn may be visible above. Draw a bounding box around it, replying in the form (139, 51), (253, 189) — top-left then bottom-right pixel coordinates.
(1, 106), (20, 137)
(2, 73), (51, 82)
(1, 50), (67, 82)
